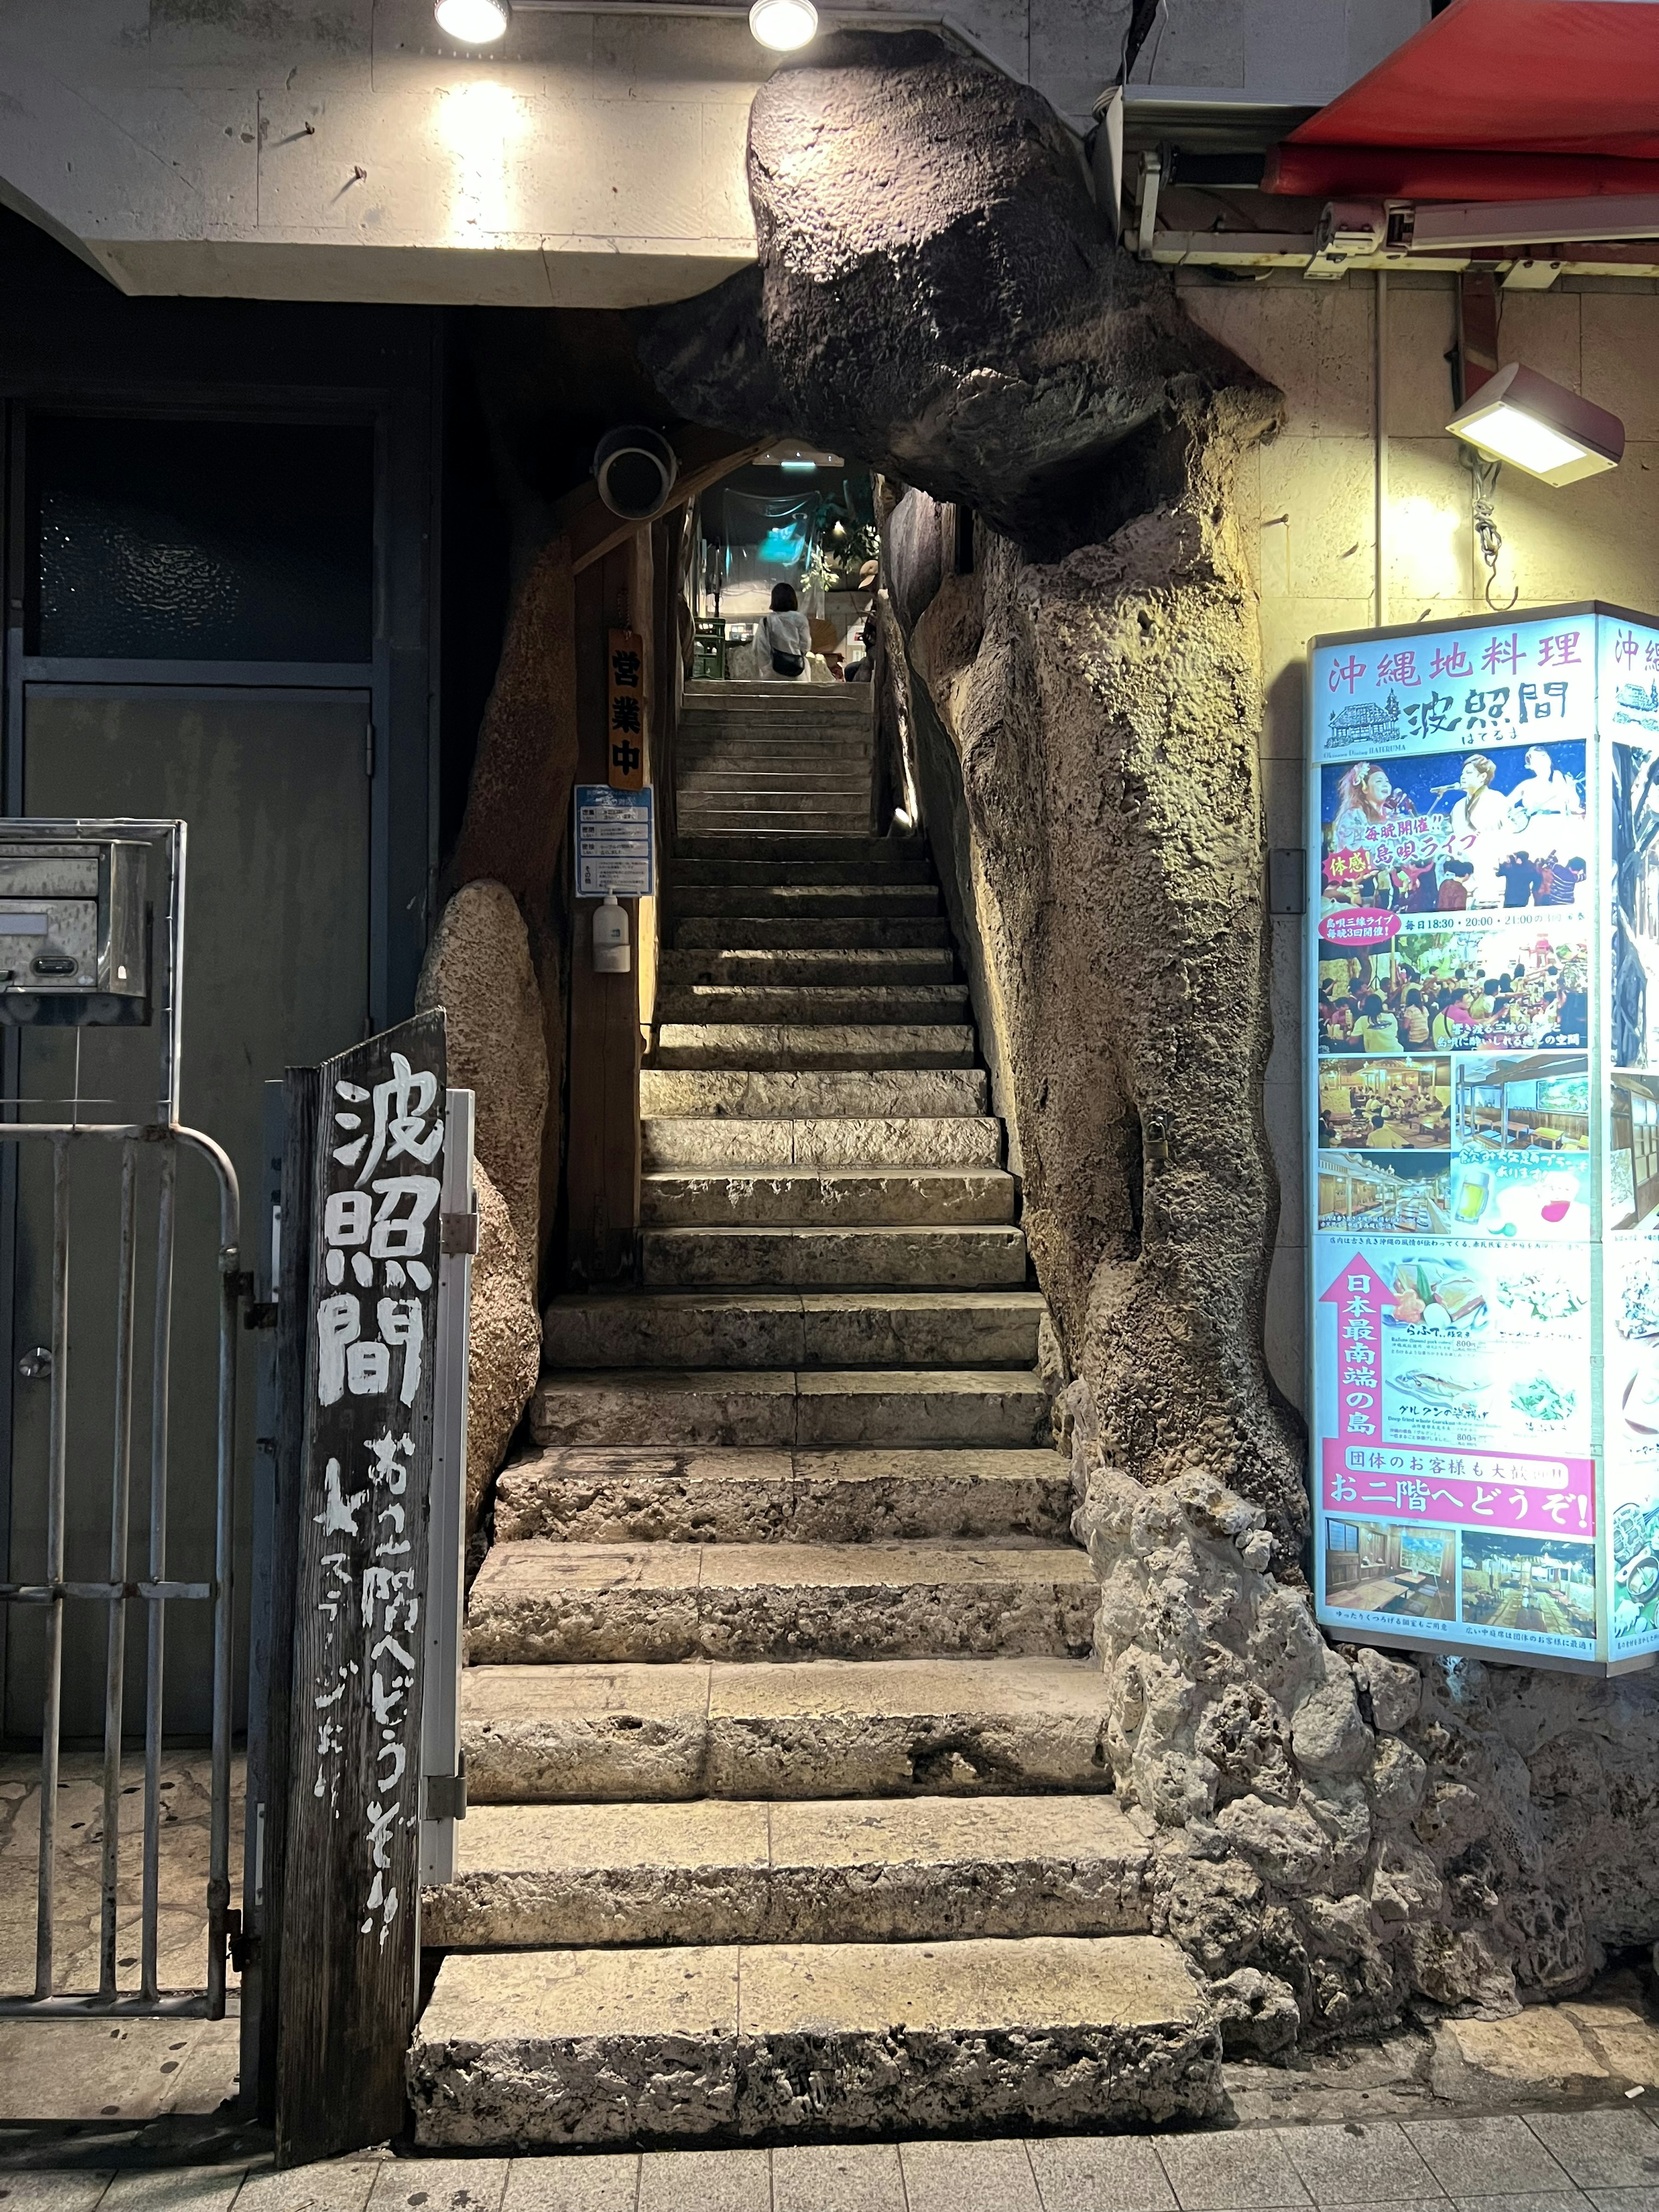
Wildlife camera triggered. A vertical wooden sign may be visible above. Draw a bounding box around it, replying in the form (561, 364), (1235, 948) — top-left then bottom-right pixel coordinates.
(607, 627), (646, 788)
(275, 1008), (446, 2167)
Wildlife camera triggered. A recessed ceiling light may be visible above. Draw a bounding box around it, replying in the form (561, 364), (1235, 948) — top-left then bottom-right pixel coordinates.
(1447, 361), (1624, 488)
(435, 0), (510, 45)
(749, 0), (818, 51)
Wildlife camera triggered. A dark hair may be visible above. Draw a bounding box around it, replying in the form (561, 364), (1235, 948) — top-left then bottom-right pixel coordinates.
(769, 582), (798, 613)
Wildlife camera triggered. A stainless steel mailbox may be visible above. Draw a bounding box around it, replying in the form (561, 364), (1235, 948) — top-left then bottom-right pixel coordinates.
(0, 836), (149, 1026)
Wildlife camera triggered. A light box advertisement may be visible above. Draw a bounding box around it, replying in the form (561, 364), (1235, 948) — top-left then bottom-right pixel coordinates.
(1307, 601), (1659, 1675)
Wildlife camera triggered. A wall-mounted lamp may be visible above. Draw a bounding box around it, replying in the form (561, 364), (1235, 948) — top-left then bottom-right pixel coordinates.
(1447, 362), (1624, 489)
(749, 0), (818, 50)
(435, 0), (511, 42)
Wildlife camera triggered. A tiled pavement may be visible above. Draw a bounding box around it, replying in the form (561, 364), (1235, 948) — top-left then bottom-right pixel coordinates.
(8, 2112), (1659, 2212)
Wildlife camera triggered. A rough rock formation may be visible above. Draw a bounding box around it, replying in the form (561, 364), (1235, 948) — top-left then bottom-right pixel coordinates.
(1077, 1416), (1659, 2050)
(464, 1164), (543, 1535)
(640, 31), (1266, 561)
(638, 28), (1302, 1533)
(416, 884), (548, 1532)
(416, 879), (549, 1270)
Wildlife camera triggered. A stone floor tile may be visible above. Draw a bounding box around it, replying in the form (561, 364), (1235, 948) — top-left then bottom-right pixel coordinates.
(102, 2174), (245, 2212)
(1273, 2122), (1441, 2204)
(0, 2178), (115, 2212)
(502, 2158), (640, 2212)
(637, 2149), (769, 2212)
(1154, 2132), (1313, 2210)
(232, 2163), (382, 2212)
(1027, 2134), (1178, 2210)
(1527, 2113), (1659, 2189)
(1450, 2196), (1592, 2212)
(1588, 2191), (1659, 2210)
(367, 2164), (508, 2212)
(232, 2159), (382, 2212)
(1404, 2119), (1573, 2198)
(772, 2142), (905, 2212)
(900, 2139), (1042, 2212)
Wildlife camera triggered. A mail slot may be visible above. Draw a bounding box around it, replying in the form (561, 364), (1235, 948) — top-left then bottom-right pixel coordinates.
(0, 838), (150, 1026)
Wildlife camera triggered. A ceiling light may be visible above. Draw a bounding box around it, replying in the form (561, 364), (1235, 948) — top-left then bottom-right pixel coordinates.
(749, 0), (818, 51)
(1447, 362), (1624, 488)
(435, 0), (510, 44)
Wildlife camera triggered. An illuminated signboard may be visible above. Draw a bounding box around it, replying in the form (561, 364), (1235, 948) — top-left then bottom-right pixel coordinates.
(1307, 601), (1659, 1675)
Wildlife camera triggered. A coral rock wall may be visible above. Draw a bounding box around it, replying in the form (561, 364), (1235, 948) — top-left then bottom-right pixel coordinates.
(1078, 1417), (1659, 2048)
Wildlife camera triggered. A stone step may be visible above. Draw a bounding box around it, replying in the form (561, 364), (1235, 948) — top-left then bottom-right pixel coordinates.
(643, 1223), (1027, 1289)
(528, 1369), (1051, 1451)
(543, 1288), (1042, 1370)
(659, 948), (954, 986)
(640, 1068), (988, 1118)
(672, 914), (953, 950)
(642, 1115), (1001, 1172)
(676, 836), (924, 867)
(461, 1655), (1116, 1804)
(677, 814), (885, 836)
(678, 775), (873, 797)
(495, 1446), (1070, 1545)
(682, 683), (874, 708)
(640, 1166), (1015, 1229)
(670, 858), (928, 890)
(678, 808), (874, 834)
(464, 1539), (1096, 1665)
(657, 983), (969, 1026)
(676, 883), (940, 918)
(423, 1794), (1150, 1950)
(652, 1023), (978, 1071)
(408, 1933), (1218, 2147)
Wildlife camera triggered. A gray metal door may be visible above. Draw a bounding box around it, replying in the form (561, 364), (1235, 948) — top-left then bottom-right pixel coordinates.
(5, 690), (371, 1743)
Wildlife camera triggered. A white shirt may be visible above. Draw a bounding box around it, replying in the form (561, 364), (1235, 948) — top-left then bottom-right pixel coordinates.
(758, 609), (811, 678)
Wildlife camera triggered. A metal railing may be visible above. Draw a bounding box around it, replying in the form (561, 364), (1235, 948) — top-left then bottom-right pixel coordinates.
(0, 1122), (239, 2016)
(0, 820), (241, 2018)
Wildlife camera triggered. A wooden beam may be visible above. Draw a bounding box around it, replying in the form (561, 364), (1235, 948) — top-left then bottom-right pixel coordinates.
(565, 545), (643, 1284)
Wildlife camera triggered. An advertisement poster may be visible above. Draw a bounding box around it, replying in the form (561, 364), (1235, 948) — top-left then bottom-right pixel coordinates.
(1309, 605), (1659, 1673)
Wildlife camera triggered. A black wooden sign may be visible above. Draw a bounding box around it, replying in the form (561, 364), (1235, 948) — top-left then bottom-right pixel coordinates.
(276, 1009), (446, 2166)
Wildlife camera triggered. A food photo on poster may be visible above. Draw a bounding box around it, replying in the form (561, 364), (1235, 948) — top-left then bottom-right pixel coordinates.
(1316, 1148), (1590, 1239)
(1316, 924), (1588, 1054)
(1321, 741), (1587, 919)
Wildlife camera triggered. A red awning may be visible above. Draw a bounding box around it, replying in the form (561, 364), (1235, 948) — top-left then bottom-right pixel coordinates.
(1265, 0), (1659, 199)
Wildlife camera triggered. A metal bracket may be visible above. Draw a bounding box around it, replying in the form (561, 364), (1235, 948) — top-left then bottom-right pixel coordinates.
(424, 1762), (468, 1822)
(1269, 848), (1308, 916)
(440, 1208), (479, 1258)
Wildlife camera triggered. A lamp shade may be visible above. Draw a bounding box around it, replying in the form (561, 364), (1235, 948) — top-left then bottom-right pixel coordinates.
(1448, 361), (1624, 488)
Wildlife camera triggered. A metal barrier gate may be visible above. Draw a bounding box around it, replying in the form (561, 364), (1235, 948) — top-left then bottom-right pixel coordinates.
(0, 820), (241, 2017)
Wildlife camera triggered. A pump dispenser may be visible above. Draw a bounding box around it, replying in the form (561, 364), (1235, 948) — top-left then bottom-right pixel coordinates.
(592, 890), (631, 973)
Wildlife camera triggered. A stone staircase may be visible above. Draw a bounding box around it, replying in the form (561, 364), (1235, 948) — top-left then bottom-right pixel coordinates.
(675, 678), (875, 837)
(410, 820), (1220, 2148)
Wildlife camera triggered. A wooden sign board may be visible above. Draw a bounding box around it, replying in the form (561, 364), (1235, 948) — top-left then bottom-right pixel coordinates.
(276, 1008), (446, 2167)
(607, 626), (646, 788)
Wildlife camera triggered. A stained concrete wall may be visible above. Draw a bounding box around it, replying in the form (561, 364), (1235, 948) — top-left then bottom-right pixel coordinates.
(0, 0), (1424, 303)
(1177, 270), (1659, 1417)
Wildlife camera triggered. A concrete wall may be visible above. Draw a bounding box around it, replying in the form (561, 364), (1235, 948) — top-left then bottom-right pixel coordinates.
(1178, 270), (1659, 1416)
(0, 0), (1424, 304)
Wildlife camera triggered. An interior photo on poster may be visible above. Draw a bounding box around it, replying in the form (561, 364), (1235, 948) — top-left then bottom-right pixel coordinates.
(1321, 741), (1586, 919)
